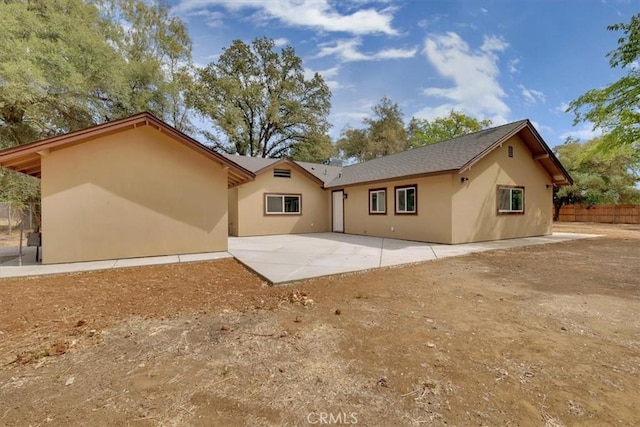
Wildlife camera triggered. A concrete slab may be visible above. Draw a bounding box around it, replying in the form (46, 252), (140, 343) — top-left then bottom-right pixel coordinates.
(0, 232), (600, 283)
(0, 251), (233, 279)
(229, 232), (600, 284)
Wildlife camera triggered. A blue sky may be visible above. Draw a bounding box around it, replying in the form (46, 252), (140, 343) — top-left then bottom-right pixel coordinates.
(169, 0), (638, 149)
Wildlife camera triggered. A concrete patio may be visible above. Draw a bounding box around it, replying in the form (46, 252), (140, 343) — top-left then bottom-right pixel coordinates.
(0, 232), (599, 283)
(228, 232), (599, 284)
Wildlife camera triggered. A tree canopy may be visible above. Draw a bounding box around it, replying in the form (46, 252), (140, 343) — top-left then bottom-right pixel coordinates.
(407, 111), (492, 148)
(337, 101), (491, 162)
(0, 0), (195, 205)
(552, 137), (640, 219)
(336, 97), (406, 162)
(568, 13), (640, 152)
(188, 37), (332, 158)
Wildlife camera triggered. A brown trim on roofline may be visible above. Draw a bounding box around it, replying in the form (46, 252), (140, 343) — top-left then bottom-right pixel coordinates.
(459, 121), (528, 173)
(458, 121), (573, 186)
(0, 112), (255, 184)
(325, 169), (458, 190)
(253, 158), (325, 186)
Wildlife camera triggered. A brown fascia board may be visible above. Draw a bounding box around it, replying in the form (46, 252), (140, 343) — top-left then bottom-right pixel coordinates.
(457, 120), (573, 185)
(0, 112), (255, 183)
(253, 157), (325, 186)
(524, 121), (573, 185)
(324, 169), (459, 189)
(457, 120), (529, 174)
(0, 113), (153, 161)
(138, 113), (254, 182)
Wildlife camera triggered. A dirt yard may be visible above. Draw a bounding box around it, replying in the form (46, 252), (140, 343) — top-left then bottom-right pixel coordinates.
(0, 225), (23, 248)
(0, 223), (638, 426)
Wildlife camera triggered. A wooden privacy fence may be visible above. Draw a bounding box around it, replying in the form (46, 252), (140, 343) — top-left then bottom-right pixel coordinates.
(557, 204), (640, 224)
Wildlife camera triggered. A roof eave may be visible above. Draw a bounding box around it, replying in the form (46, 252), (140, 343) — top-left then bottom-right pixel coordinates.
(457, 120), (573, 186)
(325, 169), (459, 189)
(0, 112), (256, 187)
(251, 157), (325, 186)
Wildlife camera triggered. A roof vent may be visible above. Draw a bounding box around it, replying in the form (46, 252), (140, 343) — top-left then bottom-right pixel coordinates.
(274, 169), (291, 178)
(321, 158), (344, 167)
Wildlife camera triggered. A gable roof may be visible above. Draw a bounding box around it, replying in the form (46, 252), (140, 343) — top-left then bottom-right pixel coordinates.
(221, 154), (342, 185)
(326, 120), (572, 188)
(295, 161), (343, 185)
(0, 112), (254, 188)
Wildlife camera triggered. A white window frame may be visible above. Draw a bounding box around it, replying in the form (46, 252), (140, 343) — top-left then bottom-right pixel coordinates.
(395, 185), (417, 214)
(497, 186), (524, 214)
(265, 194), (301, 215)
(369, 189), (386, 214)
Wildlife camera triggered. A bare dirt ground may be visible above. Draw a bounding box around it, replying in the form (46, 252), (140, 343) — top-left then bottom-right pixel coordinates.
(0, 225), (22, 248)
(0, 223), (638, 426)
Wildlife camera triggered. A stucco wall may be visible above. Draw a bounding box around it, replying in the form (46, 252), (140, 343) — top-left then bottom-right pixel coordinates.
(228, 186), (239, 236)
(41, 126), (229, 264)
(450, 135), (553, 243)
(234, 166), (329, 236)
(338, 174), (453, 243)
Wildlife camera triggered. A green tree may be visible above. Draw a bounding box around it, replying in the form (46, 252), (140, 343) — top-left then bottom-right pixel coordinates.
(290, 132), (335, 163)
(408, 110), (492, 148)
(95, 0), (195, 132)
(0, 0), (121, 147)
(189, 37), (331, 158)
(568, 13), (640, 152)
(0, 0), (195, 149)
(366, 97), (407, 158)
(552, 137), (640, 219)
(336, 128), (370, 163)
(0, 0), (196, 204)
(336, 97), (407, 162)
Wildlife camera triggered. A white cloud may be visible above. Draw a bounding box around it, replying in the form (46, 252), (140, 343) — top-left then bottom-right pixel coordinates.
(273, 37), (289, 47)
(508, 58), (519, 74)
(554, 101), (570, 114)
(186, 9), (224, 27)
(316, 38), (417, 62)
(518, 84), (545, 105)
(173, 0), (398, 35)
(304, 65), (343, 89)
(417, 32), (510, 123)
(530, 120), (552, 135)
(559, 123), (603, 142)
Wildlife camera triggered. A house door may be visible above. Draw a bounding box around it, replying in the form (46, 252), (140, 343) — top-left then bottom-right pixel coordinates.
(332, 190), (344, 232)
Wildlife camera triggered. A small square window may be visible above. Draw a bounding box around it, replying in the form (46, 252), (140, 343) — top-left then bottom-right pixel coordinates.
(497, 186), (524, 214)
(369, 189), (386, 214)
(395, 185), (417, 214)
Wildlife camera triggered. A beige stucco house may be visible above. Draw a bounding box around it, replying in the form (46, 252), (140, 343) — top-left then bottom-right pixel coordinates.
(223, 155), (341, 237)
(0, 113), (253, 264)
(222, 120), (571, 244)
(323, 120), (572, 244)
(0, 114), (571, 264)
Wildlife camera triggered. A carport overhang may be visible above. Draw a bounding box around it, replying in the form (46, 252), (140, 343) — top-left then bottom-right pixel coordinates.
(0, 112), (255, 188)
